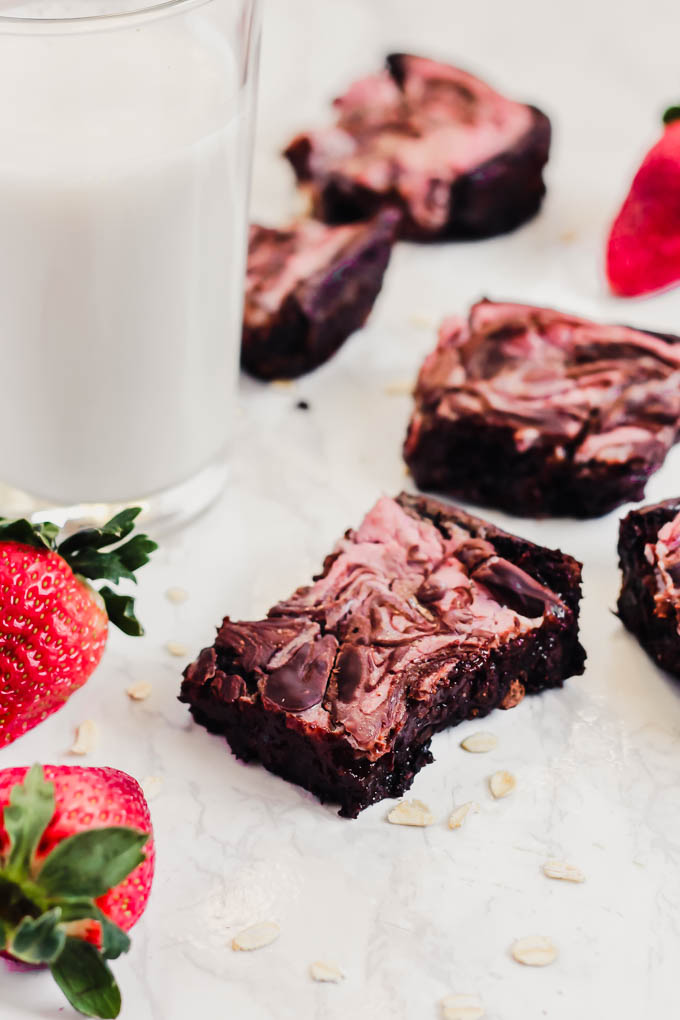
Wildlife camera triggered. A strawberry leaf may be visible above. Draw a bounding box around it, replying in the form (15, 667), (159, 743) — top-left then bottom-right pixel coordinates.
(53, 508), (157, 635)
(57, 509), (142, 556)
(3, 764), (55, 881)
(51, 936), (121, 1019)
(663, 105), (680, 125)
(66, 536), (158, 587)
(98, 916), (131, 961)
(69, 552), (138, 586)
(9, 907), (65, 964)
(0, 518), (59, 551)
(56, 899), (131, 960)
(37, 827), (148, 899)
(98, 588), (145, 637)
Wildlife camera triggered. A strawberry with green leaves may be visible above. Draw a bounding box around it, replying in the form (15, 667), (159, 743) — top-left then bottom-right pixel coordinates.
(607, 106), (680, 296)
(0, 509), (156, 747)
(0, 763), (154, 1018)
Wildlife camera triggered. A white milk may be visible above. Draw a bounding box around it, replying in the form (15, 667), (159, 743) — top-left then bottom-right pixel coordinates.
(0, 5), (251, 503)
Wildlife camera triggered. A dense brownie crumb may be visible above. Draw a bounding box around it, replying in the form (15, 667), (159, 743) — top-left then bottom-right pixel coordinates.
(618, 499), (680, 676)
(242, 209), (398, 380)
(180, 492), (585, 817)
(404, 300), (680, 518)
(284, 53), (551, 241)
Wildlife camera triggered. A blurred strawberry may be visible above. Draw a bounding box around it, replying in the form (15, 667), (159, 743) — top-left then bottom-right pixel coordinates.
(0, 764), (154, 1018)
(607, 107), (680, 296)
(0, 509), (156, 747)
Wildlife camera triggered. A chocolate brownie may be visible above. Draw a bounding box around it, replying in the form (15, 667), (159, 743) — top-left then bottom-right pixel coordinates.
(284, 54), (551, 241)
(180, 493), (585, 817)
(618, 498), (680, 676)
(242, 209), (398, 379)
(404, 300), (680, 518)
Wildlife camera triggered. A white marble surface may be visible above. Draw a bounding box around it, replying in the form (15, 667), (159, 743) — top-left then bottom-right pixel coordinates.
(3, 0), (680, 1017)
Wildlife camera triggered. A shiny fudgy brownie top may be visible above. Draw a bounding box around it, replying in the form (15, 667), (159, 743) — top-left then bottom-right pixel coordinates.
(284, 54), (535, 234)
(189, 496), (568, 760)
(408, 300), (680, 469)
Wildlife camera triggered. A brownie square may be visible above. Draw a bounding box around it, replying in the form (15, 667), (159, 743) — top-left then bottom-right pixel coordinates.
(618, 498), (680, 676)
(284, 53), (551, 241)
(404, 300), (680, 518)
(242, 209), (398, 380)
(180, 492), (585, 817)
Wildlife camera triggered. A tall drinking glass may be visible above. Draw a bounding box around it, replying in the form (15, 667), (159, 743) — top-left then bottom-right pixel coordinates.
(0, 0), (260, 528)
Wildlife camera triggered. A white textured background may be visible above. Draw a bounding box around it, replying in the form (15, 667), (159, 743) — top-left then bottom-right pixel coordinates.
(4, 0), (680, 1017)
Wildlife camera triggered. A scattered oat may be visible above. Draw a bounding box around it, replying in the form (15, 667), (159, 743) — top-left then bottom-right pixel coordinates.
(489, 770), (516, 799)
(70, 719), (99, 755)
(511, 935), (558, 967)
(461, 731), (497, 754)
(142, 776), (164, 800)
(165, 640), (188, 657)
(387, 799), (435, 827)
(448, 801), (480, 830)
(441, 993), (485, 1019)
(165, 586), (189, 605)
(126, 681), (152, 702)
(410, 312), (437, 329)
(543, 859), (585, 883)
(232, 921), (280, 952)
(310, 961), (344, 983)
(384, 380), (413, 396)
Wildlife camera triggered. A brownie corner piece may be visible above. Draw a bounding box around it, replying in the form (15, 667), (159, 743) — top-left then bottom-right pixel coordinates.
(404, 300), (680, 517)
(241, 208), (399, 380)
(180, 492), (585, 818)
(283, 53), (551, 241)
(618, 497), (680, 676)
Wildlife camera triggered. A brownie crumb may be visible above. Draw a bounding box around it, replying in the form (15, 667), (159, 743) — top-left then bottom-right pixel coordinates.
(295, 400), (310, 411)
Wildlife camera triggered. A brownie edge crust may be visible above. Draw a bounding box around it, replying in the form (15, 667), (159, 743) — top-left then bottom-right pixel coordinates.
(180, 493), (585, 817)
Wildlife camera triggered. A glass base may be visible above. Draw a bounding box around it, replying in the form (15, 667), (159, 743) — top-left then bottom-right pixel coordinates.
(0, 459), (228, 535)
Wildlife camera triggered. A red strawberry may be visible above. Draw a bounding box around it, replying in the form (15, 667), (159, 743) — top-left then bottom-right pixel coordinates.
(607, 107), (680, 296)
(0, 510), (156, 748)
(0, 764), (154, 1018)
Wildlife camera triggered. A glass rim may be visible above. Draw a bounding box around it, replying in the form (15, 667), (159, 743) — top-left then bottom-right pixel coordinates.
(0, 0), (228, 27)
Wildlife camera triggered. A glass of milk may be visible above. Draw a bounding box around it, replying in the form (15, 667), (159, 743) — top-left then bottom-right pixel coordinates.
(0, 0), (260, 528)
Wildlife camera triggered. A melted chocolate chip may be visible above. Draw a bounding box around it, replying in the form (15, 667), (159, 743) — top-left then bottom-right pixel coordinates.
(472, 558), (560, 618)
(415, 579), (446, 604)
(335, 646), (363, 703)
(455, 538), (495, 573)
(263, 635), (337, 712)
(212, 673), (246, 703)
